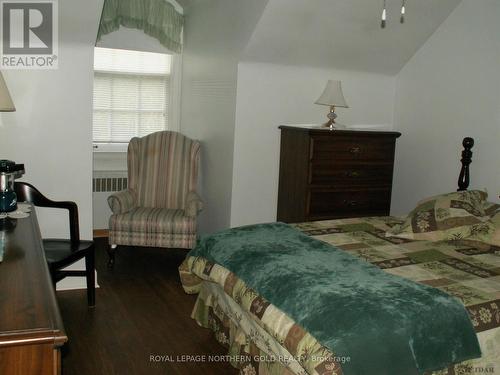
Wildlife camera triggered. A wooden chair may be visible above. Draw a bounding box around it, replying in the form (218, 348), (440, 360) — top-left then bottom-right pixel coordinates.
(14, 182), (95, 307)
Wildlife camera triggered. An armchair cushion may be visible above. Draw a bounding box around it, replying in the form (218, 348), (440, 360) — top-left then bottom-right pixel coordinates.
(110, 207), (196, 235)
(108, 189), (136, 214)
(185, 191), (203, 217)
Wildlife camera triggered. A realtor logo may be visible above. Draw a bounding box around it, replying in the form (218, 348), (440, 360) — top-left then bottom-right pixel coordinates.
(0, 0), (58, 69)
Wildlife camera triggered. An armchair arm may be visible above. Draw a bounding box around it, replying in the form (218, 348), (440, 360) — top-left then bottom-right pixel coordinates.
(185, 191), (203, 217)
(107, 189), (137, 214)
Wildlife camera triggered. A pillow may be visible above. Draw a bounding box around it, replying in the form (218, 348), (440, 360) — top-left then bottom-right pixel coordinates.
(464, 211), (500, 247)
(386, 190), (489, 241)
(482, 201), (500, 217)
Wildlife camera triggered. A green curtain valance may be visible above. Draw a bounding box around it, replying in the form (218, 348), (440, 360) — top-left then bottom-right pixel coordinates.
(97, 0), (184, 53)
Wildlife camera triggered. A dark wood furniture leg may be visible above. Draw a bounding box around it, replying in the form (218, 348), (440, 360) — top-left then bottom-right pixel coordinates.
(107, 244), (116, 269)
(85, 245), (96, 307)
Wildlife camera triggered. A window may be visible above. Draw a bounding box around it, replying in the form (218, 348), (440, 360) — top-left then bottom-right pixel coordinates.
(93, 47), (176, 149)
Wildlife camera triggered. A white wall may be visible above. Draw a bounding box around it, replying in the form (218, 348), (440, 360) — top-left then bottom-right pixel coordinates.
(392, 0), (500, 215)
(180, 0), (268, 234)
(0, 0), (103, 290)
(0, 0), (102, 240)
(230, 62), (396, 227)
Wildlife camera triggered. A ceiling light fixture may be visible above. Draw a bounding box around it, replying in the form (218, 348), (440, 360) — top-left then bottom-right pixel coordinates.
(381, 0), (387, 28)
(381, 0), (407, 28)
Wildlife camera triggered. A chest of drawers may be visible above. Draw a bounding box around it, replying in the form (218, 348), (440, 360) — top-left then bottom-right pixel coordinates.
(277, 126), (401, 223)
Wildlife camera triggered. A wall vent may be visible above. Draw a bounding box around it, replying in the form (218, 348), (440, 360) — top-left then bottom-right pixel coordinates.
(93, 177), (127, 193)
(93, 171), (128, 193)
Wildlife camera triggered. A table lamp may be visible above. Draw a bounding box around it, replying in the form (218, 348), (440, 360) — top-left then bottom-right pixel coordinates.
(0, 72), (15, 112)
(315, 80), (348, 130)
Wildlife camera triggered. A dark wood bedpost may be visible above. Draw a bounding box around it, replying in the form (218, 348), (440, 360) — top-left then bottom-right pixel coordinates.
(457, 137), (474, 191)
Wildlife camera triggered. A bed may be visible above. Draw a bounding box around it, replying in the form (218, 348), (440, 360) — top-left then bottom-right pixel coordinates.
(179, 138), (500, 375)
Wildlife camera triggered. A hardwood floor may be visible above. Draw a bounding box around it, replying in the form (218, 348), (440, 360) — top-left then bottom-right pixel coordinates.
(57, 238), (237, 375)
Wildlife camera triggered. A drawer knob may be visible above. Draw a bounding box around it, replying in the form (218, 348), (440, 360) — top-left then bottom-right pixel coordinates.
(343, 200), (358, 207)
(345, 170), (360, 178)
(349, 146), (361, 154)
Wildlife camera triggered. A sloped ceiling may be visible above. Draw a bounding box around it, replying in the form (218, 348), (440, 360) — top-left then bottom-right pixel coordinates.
(175, 0), (196, 10)
(242, 0), (462, 75)
(180, 0), (269, 58)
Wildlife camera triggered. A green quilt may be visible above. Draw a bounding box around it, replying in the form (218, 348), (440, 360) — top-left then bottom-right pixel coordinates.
(187, 222), (481, 375)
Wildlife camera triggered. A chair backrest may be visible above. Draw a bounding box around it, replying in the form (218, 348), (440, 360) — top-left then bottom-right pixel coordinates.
(14, 182), (80, 243)
(127, 131), (201, 209)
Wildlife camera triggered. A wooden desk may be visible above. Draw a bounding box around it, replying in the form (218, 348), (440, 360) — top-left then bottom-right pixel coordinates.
(0, 209), (67, 374)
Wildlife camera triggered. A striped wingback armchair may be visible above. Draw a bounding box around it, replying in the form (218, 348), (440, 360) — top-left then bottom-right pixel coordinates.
(106, 131), (203, 267)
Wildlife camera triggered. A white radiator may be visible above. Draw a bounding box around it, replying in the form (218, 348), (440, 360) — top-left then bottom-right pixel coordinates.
(93, 177), (127, 192)
(92, 171), (127, 230)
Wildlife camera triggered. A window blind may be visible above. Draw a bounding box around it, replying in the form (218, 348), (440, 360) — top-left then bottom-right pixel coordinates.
(93, 47), (171, 144)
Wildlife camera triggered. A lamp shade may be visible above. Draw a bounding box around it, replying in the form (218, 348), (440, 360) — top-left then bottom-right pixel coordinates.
(0, 72), (15, 112)
(315, 80), (349, 108)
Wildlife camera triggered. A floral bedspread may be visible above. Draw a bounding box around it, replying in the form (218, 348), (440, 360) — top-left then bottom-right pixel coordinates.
(180, 217), (500, 375)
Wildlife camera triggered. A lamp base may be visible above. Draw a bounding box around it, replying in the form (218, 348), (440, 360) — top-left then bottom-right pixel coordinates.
(321, 119), (338, 130)
(322, 105), (341, 130)
(321, 120), (347, 131)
